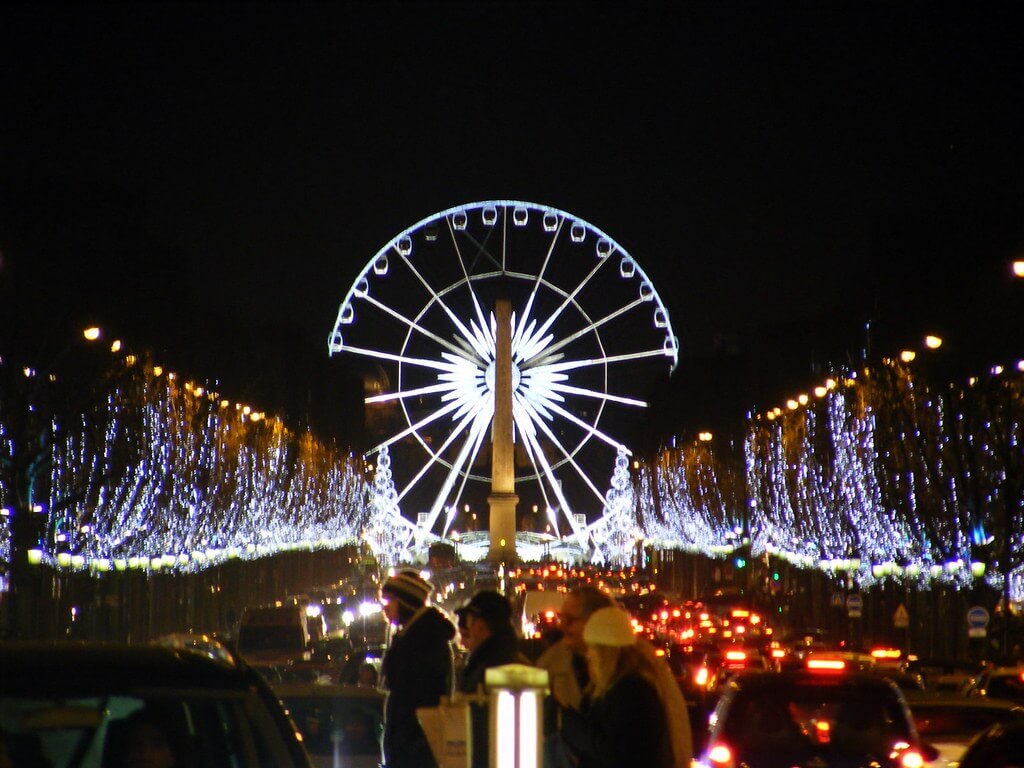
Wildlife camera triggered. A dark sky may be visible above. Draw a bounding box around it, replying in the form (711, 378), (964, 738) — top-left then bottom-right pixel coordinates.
(2, 1), (1023, 451)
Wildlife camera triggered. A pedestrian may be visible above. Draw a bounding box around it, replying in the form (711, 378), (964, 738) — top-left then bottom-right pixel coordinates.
(535, 586), (614, 711)
(379, 569), (456, 768)
(455, 590), (529, 768)
(558, 606), (693, 768)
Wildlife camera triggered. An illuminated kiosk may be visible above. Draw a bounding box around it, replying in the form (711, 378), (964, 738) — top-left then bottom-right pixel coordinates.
(329, 201), (678, 565)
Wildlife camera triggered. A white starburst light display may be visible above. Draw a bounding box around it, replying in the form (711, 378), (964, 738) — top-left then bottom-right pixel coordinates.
(365, 447), (416, 565)
(329, 201), (678, 548)
(588, 448), (638, 567)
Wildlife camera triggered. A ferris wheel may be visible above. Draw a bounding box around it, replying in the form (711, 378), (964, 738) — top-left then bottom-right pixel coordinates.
(328, 200), (678, 543)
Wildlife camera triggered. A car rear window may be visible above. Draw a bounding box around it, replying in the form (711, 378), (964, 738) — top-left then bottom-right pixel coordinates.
(988, 675), (1024, 700)
(722, 687), (911, 753)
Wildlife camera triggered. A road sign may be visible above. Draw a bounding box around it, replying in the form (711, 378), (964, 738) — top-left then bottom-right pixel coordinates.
(893, 603), (910, 629)
(967, 606), (990, 637)
(831, 592), (845, 608)
(846, 594), (863, 618)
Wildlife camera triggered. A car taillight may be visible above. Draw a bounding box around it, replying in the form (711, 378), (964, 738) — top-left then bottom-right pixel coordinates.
(771, 648), (786, 659)
(899, 749), (925, 768)
(725, 650), (746, 662)
(807, 658), (846, 671)
(695, 666), (709, 687)
(707, 743), (733, 767)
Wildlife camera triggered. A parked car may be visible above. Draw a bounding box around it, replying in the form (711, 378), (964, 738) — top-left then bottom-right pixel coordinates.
(964, 666), (1024, 702)
(697, 668), (939, 768)
(957, 718), (1024, 768)
(904, 691), (1024, 768)
(271, 681), (385, 768)
(0, 642), (311, 768)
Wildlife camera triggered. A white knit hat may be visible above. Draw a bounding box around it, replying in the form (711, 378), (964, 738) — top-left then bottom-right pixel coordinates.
(583, 606), (637, 647)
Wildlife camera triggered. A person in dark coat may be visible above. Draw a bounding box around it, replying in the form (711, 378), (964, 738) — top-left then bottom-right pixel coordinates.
(380, 569), (456, 768)
(456, 590), (529, 768)
(559, 607), (692, 768)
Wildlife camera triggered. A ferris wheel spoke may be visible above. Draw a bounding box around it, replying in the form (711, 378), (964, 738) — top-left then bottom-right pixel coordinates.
(546, 382), (648, 408)
(513, 219), (565, 350)
(368, 396), (467, 457)
(533, 395), (631, 456)
(537, 295), (652, 361)
(342, 344), (461, 373)
(447, 217), (500, 342)
(441, 416), (491, 538)
(395, 397), (492, 505)
(513, 414), (560, 538)
(529, 255), (611, 348)
(515, 409), (588, 542)
(421, 404), (494, 533)
(539, 348), (668, 373)
(366, 381), (458, 405)
(397, 252), (491, 359)
(515, 395), (617, 504)
(360, 292), (485, 365)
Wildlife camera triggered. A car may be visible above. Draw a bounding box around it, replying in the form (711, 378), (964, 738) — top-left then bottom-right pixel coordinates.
(0, 642), (311, 768)
(697, 668), (939, 768)
(903, 691), (1024, 768)
(965, 666), (1024, 702)
(271, 682), (385, 768)
(956, 718), (1024, 768)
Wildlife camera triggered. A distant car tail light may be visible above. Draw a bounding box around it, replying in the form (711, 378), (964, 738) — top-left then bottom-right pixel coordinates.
(813, 720), (831, 744)
(707, 743), (733, 767)
(807, 658), (846, 671)
(695, 666), (710, 687)
(872, 648), (902, 660)
(654, 647), (666, 657)
(725, 650), (746, 662)
(771, 648), (786, 659)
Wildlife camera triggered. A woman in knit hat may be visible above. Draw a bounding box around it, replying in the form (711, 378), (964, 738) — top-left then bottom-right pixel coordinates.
(379, 569), (456, 768)
(558, 606), (692, 768)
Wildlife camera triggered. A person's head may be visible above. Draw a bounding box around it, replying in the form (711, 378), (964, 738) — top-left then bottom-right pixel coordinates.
(560, 586), (615, 655)
(456, 590), (515, 653)
(121, 707), (180, 768)
(357, 662), (378, 687)
(582, 606), (644, 698)
(380, 570), (432, 626)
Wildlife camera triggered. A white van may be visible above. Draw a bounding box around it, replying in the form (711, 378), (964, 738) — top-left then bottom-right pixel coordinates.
(236, 604), (319, 668)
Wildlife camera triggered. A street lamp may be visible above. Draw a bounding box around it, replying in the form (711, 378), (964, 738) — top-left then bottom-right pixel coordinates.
(485, 664), (549, 768)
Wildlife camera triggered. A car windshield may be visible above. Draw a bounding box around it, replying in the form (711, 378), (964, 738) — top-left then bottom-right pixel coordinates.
(722, 687), (911, 754)
(0, 693), (297, 768)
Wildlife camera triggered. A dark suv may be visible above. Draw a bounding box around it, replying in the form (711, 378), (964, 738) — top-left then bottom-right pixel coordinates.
(698, 669), (938, 768)
(0, 643), (312, 768)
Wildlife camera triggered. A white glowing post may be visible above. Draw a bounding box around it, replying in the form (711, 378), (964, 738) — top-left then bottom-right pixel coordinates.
(486, 664), (548, 768)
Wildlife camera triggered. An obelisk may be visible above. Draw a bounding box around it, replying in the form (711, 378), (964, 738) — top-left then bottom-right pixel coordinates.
(488, 298), (518, 563)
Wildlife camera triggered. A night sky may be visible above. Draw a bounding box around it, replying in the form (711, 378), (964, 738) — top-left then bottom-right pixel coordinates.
(2, 2), (1023, 453)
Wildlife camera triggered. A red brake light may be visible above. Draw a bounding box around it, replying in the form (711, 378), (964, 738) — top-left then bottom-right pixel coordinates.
(872, 648), (902, 659)
(807, 658), (846, 671)
(725, 650), (747, 661)
(695, 666), (709, 686)
(771, 649), (786, 659)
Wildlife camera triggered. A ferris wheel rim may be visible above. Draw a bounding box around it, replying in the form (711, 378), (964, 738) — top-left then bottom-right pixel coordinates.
(328, 200), (679, 371)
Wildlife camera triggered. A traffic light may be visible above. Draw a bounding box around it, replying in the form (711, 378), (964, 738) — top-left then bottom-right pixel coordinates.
(772, 571), (781, 581)
(734, 556), (747, 569)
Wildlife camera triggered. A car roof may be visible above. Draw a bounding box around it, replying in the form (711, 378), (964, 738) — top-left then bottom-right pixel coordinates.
(903, 691), (1024, 710)
(727, 669), (903, 693)
(0, 643), (259, 695)
(270, 682), (385, 701)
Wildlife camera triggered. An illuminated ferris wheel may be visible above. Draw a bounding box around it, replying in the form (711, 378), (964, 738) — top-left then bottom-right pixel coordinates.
(328, 201), (678, 542)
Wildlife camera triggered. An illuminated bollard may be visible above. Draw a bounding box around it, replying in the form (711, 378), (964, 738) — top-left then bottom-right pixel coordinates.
(485, 664), (549, 768)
